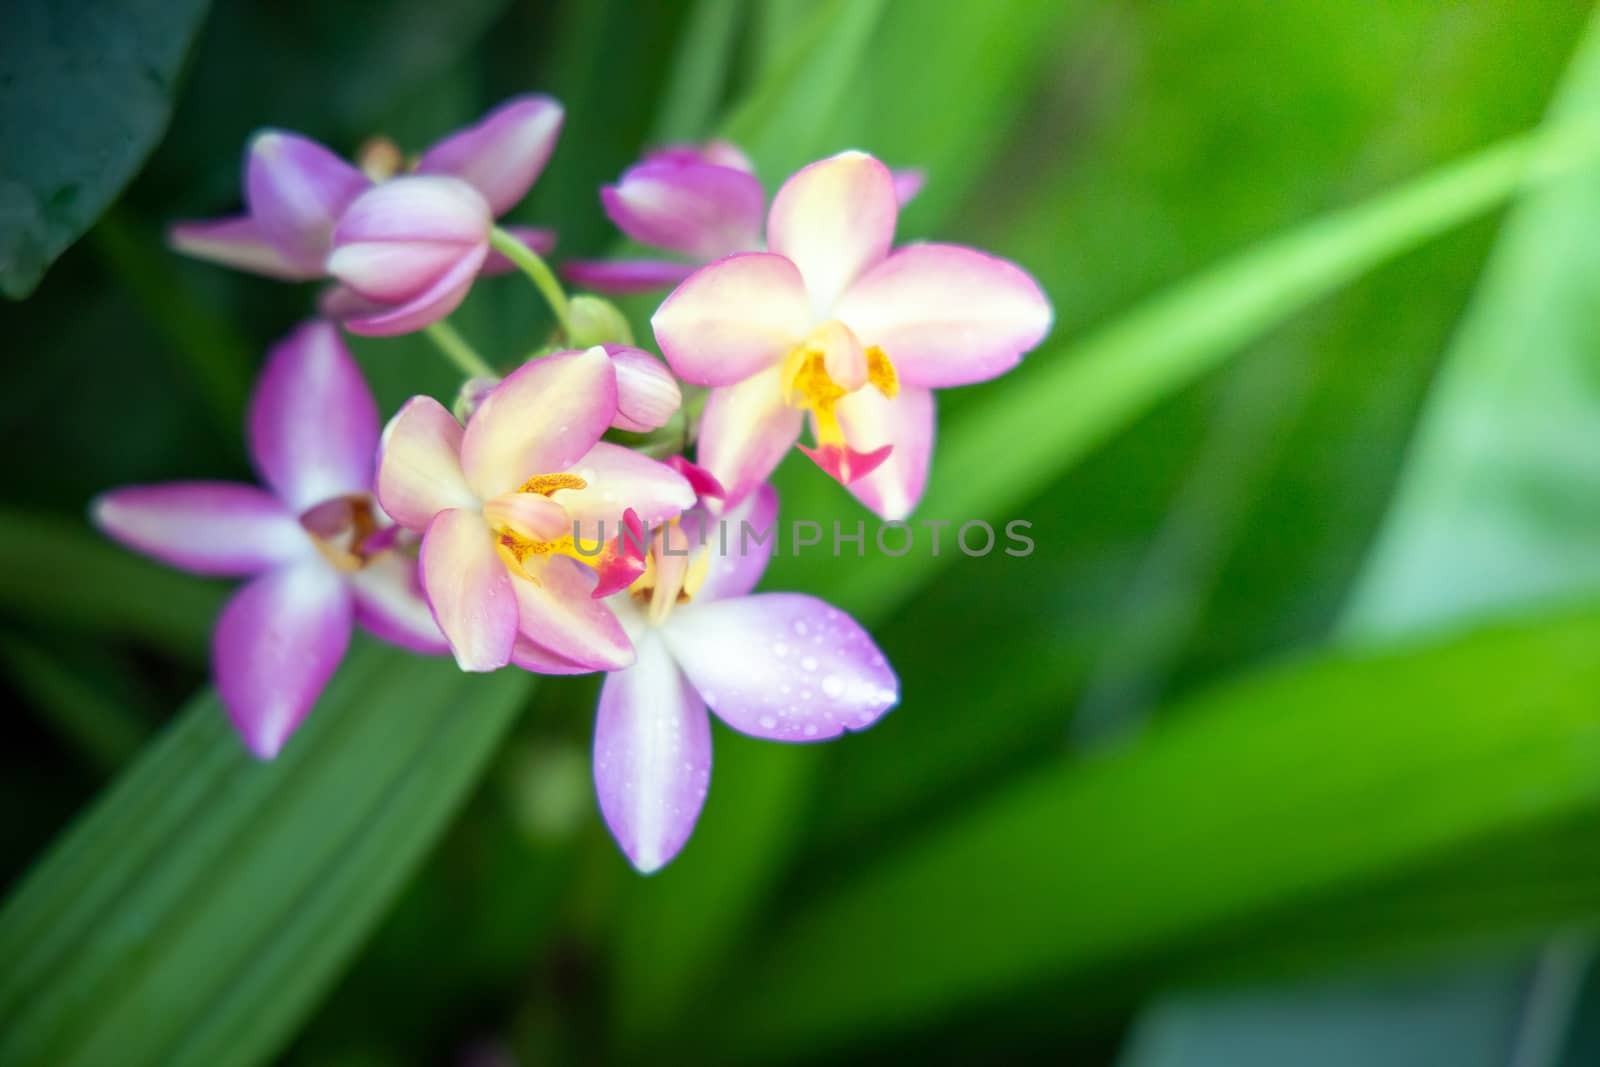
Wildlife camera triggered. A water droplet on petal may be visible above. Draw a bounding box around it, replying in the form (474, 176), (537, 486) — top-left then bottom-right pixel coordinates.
(792, 619), (810, 636)
(759, 714), (777, 730)
(822, 675), (844, 698)
(801, 656), (818, 672)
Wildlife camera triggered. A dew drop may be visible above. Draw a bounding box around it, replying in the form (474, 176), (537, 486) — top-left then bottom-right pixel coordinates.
(792, 619), (810, 636)
(822, 675), (844, 698)
(803, 723), (818, 737)
(772, 641), (789, 658)
(759, 714), (777, 730)
(801, 656), (818, 672)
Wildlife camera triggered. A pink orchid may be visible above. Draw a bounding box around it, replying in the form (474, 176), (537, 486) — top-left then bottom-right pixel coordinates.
(376, 346), (696, 674)
(91, 322), (446, 758)
(321, 175), (494, 336)
(563, 140), (925, 296)
(168, 95), (562, 297)
(452, 345), (682, 434)
(591, 481), (898, 872)
(651, 151), (1052, 519)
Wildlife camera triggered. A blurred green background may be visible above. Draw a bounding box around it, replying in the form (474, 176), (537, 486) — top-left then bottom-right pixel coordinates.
(8, 0), (1600, 1063)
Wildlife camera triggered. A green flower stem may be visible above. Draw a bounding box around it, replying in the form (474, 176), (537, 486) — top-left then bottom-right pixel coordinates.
(422, 320), (495, 379)
(490, 226), (573, 337)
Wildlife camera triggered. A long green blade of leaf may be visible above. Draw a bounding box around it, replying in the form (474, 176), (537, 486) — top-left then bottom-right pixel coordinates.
(813, 114), (1600, 621)
(0, 510), (225, 663)
(0, 639), (531, 1067)
(713, 604), (1600, 1059)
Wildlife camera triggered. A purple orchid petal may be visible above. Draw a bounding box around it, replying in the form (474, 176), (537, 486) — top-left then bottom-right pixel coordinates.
(511, 556), (634, 671)
(833, 384), (935, 521)
(767, 151), (897, 314)
(349, 551), (448, 654)
(249, 321), (380, 513)
(662, 592), (898, 741)
(602, 160), (765, 261)
(562, 258), (697, 295)
(376, 395), (477, 532)
(480, 225), (557, 275)
(646, 140), (755, 173)
(891, 167), (926, 206)
(416, 94), (564, 217)
(168, 216), (320, 281)
(554, 442), (696, 535)
(652, 252), (812, 386)
(213, 559), (353, 758)
(593, 629), (711, 873)
(697, 368), (803, 507)
(695, 483), (779, 603)
(327, 176), (492, 302)
(92, 482), (306, 577)
(510, 633), (593, 674)
(245, 130), (370, 274)
(605, 346), (682, 433)
(420, 508), (518, 671)
(334, 249), (486, 337)
(460, 347), (617, 499)
(834, 242), (1053, 388)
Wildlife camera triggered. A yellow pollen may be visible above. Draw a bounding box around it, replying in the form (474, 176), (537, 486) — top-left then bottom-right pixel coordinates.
(519, 472), (588, 496)
(780, 343), (898, 446)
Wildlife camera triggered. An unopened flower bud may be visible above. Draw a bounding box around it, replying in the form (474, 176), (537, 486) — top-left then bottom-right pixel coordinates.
(325, 175), (492, 336)
(567, 294), (635, 347)
(605, 345), (681, 433)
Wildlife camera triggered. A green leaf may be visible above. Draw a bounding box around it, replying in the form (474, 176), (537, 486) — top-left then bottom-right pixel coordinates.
(713, 603), (1600, 1059)
(808, 114), (1600, 622)
(1123, 9), (1600, 1067)
(0, 509), (224, 663)
(0, 639), (531, 1067)
(0, 0), (210, 298)
(647, 0), (746, 145)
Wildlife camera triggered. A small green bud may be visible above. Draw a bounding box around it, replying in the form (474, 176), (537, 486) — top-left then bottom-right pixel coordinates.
(566, 294), (635, 347)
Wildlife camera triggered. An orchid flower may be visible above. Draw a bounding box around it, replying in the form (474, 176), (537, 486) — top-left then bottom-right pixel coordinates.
(376, 346), (696, 674)
(651, 150), (1053, 520)
(454, 345), (681, 434)
(92, 322), (445, 758)
(563, 140), (926, 296)
(591, 480), (898, 872)
(169, 95), (563, 309)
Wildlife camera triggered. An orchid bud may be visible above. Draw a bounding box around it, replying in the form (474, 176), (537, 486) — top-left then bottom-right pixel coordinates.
(453, 374), (501, 422)
(605, 345), (681, 433)
(568, 294), (636, 347)
(325, 175), (492, 337)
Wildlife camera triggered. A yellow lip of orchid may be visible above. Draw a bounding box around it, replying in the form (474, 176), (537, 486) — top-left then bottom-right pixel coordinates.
(779, 321), (899, 449)
(627, 516), (714, 626)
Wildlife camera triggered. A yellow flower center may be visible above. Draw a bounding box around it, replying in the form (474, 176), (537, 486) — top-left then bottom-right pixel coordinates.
(780, 341), (898, 447)
(492, 473), (599, 580)
(628, 520), (713, 625)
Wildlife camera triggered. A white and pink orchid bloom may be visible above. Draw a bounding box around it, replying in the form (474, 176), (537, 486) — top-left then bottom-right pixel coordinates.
(452, 345), (682, 434)
(322, 175), (494, 336)
(564, 140), (925, 297)
(651, 150), (1052, 520)
(169, 95), (563, 313)
(591, 482), (898, 873)
(92, 321), (446, 759)
(376, 346), (696, 674)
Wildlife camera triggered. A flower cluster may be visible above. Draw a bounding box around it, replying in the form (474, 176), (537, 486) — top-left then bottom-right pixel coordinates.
(95, 96), (1052, 872)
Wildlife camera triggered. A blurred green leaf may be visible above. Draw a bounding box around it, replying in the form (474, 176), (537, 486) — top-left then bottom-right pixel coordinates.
(808, 114), (1600, 622)
(0, 635), (152, 772)
(0, 510), (224, 662)
(648, 0), (746, 145)
(1124, 9), (1600, 1066)
(721, 0), (889, 181)
(0, 0), (209, 297)
(714, 603), (1600, 1058)
(0, 639), (531, 1067)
